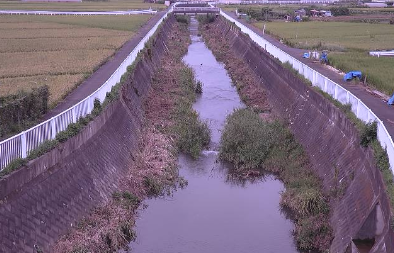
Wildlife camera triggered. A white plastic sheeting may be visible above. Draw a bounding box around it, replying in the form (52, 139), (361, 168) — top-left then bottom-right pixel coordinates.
(220, 11), (394, 173)
(0, 7), (173, 169)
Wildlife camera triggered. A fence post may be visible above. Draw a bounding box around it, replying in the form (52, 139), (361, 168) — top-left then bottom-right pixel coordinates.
(324, 78), (328, 93)
(72, 107), (77, 123)
(21, 131), (27, 158)
(312, 71), (316, 85)
(51, 117), (56, 139)
(334, 85), (338, 100)
(346, 91), (350, 104)
(87, 96), (93, 114)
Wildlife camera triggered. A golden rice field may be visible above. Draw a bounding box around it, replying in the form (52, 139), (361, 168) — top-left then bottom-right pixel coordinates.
(0, 14), (151, 106)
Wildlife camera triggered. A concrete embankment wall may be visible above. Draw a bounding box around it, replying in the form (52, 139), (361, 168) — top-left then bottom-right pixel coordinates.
(210, 17), (394, 253)
(0, 16), (175, 253)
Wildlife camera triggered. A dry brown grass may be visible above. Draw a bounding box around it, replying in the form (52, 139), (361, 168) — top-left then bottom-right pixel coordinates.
(0, 15), (149, 107)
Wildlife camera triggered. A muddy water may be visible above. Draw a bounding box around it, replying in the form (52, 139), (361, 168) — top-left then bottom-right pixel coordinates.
(127, 17), (299, 253)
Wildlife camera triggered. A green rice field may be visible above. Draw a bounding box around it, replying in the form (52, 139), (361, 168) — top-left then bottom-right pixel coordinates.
(254, 21), (394, 95)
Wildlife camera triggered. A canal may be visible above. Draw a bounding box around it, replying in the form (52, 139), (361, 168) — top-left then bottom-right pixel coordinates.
(127, 16), (299, 253)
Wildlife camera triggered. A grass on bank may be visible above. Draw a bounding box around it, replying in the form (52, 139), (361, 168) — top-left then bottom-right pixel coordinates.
(286, 58), (394, 227)
(219, 108), (332, 252)
(254, 21), (394, 95)
(0, 14), (150, 106)
(314, 86), (394, 220)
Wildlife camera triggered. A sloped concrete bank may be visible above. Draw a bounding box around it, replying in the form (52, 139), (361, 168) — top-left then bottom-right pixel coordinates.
(0, 16), (176, 253)
(207, 17), (394, 253)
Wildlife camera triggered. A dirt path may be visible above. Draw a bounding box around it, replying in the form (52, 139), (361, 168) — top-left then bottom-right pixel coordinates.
(226, 11), (394, 139)
(42, 11), (166, 120)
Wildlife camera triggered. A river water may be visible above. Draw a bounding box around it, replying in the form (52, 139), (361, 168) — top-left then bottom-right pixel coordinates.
(127, 17), (299, 253)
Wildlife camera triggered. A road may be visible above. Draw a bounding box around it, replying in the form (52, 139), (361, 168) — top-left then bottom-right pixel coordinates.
(42, 11), (166, 120)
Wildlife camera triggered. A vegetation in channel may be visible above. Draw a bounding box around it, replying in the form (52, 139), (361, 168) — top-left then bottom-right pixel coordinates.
(201, 18), (332, 252)
(219, 108), (332, 252)
(173, 66), (210, 159)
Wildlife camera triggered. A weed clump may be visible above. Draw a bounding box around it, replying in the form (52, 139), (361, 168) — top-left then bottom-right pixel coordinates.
(219, 108), (332, 252)
(143, 177), (163, 197)
(174, 103), (210, 159)
(197, 14), (216, 24)
(175, 15), (189, 24)
(360, 121), (377, 147)
(219, 108), (276, 169)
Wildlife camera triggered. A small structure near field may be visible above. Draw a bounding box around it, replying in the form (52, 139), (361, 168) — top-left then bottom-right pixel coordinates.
(310, 9), (332, 17)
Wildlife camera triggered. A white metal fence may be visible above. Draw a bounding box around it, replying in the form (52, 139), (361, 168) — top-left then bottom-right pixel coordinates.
(0, 8), (173, 170)
(220, 11), (394, 172)
(0, 9), (158, 16)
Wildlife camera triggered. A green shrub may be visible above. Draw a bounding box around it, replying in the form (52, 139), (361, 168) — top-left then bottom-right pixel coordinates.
(219, 108), (331, 251)
(27, 139), (59, 160)
(175, 15), (189, 24)
(143, 177), (163, 197)
(119, 222), (136, 242)
(330, 7), (350, 16)
(179, 66), (198, 101)
(219, 108), (276, 169)
(360, 121), (377, 147)
(113, 190), (140, 209)
(295, 214), (333, 251)
(0, 86), (49, 138)
(196, 81), (203, 94)
(174, 102), (210, 159)
(282, 187), (329, 217)
(0, 158), (26, 178)
(92, 98), (102, 116)
(197, 14), (216, 24)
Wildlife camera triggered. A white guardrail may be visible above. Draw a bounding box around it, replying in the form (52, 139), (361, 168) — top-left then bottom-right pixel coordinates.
(220, 11), (394, 172)
(0, 7), (173, 170)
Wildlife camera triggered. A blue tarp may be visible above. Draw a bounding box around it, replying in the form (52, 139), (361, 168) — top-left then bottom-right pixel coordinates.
(344, 71), (362, 81)
(320, 52), (328, 63)
(388, 93), (394, 105)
